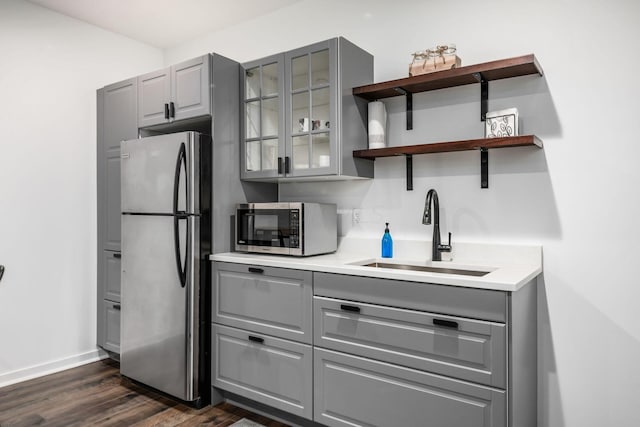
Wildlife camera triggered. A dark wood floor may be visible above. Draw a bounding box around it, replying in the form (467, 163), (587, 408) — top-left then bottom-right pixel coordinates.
(0, 359), (289, 427)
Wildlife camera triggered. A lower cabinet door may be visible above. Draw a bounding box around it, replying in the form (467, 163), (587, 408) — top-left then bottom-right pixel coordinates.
(213, 262), (313, 343)
(212, 324), (312, 419)
(102, 250), (121, 302)
(314, 296), (506, 388)
(314, 348), (506, 427)
(102, 300), (121, 354)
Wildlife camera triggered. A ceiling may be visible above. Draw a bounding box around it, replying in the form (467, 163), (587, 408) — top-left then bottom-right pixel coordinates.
(26, 0), (301, 49)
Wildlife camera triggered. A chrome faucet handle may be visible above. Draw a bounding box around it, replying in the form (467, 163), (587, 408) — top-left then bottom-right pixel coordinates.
(438, 232), (452, 252)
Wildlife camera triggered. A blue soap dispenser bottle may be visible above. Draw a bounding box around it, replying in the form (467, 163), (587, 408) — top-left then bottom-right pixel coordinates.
(381, 222), (393, 258)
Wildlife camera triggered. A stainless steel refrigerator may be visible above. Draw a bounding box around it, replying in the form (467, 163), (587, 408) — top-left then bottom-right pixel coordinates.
(120, 131), (211, 405)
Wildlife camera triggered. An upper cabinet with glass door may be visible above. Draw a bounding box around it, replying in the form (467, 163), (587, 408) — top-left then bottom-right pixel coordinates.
(241, 54), (285, 179)
(241, 38), (374, 181)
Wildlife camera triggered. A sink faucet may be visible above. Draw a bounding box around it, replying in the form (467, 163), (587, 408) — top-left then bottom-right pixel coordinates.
(422, 189), (452, 261)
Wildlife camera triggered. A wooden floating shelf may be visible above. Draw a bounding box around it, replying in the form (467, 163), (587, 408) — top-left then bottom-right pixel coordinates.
(353, 135), (543, 190)
(353, 135), (543, 159)
(352, 54), (543, 100)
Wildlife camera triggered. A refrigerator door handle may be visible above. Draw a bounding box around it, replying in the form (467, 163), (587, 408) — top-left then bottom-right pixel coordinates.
(173, 143), (188, 287)
(173, 217), (187, 288)
(173, 142), (187, 214)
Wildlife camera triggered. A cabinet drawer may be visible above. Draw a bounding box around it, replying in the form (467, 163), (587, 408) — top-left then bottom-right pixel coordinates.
(102, 300), (121, 354)
(314, 348), (505, 427)
(314, 272), (507, 322)
(213, 262), (312, 343)
(212, 324), (312, 419)
(314, 296), (506, 388)
(102, 250), (121, 302)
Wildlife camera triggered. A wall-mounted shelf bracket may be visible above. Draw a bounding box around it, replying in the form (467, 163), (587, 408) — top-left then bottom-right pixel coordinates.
(405, 154), (413, 191)
(393, 88), (412, 130)
(473, 72), (488, 121)
(480, 148), (489, 188)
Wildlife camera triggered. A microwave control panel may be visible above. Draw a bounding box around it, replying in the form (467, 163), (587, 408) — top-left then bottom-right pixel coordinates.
(289, 209), (300, 248)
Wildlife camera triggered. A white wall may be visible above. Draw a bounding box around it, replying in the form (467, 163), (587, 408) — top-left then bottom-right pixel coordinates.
(0, 0), (163, 385)
(165, 0), (640, 425)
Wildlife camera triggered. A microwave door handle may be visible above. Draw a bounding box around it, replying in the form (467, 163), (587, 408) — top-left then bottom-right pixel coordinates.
(247, 215), (254, 242)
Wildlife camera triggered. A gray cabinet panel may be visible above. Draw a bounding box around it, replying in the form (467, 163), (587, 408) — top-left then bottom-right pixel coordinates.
(97, 78), (136, 356)
(240, 53), (286, 180)
(284, 39), (338, 178)
(138, 67), (171, 128)
(102, 300), (121, 354)
(314, 348), (506, 427)
(212, 324), (312, 419)
(99, 78), (137, 252)
(138, 55), (211, 128)
(172, 55), (210, 121)
(314, 296), (506, 388)
(102, 250), (121, 302)
(103, 79), (138, 150)
(104, 150), (121, 251)
(314, 272), (507, 323)
(213, 262), (313, 343)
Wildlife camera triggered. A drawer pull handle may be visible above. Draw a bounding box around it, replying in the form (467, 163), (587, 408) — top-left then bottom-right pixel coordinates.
(248, 335), (264, 344)
(113, 253), (121, 259)
(113, 304), (121, 311)
(248, 267), (264, 274)
(340, 304), (361, 313)
(433, 318), (458, 329)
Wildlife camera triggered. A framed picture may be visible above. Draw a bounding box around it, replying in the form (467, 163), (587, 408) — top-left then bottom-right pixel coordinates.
(485, 108), (518, 138)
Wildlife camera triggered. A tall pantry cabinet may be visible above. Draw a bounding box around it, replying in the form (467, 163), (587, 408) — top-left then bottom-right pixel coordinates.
(96, 77), (138, 355)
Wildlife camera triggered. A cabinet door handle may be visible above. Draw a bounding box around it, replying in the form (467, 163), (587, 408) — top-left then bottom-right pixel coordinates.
(340, 304), (361, 313)
(113, 304), (121, 311)
(248, 267), (264, 274)
(277, 157), (283, 174)
(284, 156), (291, 174)
(433, 318), (458, 329)
(248, 335), (264, 344)
(164, 103), (170, 119)
(113, 253), (121, 259)
(0, 265), (4, 282)
(169, 102), (175, 118)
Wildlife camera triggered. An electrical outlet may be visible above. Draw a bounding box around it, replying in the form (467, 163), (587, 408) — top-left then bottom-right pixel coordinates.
(352, 209), (362, 224)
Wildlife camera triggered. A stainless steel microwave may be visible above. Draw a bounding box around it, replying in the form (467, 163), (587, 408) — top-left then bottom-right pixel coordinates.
(235, 202), (337, 256)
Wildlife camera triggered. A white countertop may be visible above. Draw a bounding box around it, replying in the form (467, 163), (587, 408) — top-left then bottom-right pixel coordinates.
(210, 238), (542, 292)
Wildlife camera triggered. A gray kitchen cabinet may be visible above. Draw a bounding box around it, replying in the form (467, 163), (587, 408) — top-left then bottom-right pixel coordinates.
(314, 347), (506, 427)
(99, 78), (137, 251)
(212, 262), (313, 344)
(210, 260), (536, 426)
(101, 299), (121, 354)
(212, 324), (313, 419)
(313, 272), (537, 427)
(314, 271), (507, 322)
(102, 250), (121, 302)
(138, 55), (210, 127)
(240, 53), (285, 179)
(314, 295), (506, 388)
(211, 261), (314, 420)
(241, 37), (374, 181)
(96, 77), (137, 357)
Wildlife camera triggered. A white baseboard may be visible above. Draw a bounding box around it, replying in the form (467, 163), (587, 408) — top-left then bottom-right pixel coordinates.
(0, 348), (109, 388)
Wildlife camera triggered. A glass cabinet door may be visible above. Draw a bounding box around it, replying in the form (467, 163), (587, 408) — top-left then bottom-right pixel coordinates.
(286, 40), (337, 176)
(242, 55), (284, 178)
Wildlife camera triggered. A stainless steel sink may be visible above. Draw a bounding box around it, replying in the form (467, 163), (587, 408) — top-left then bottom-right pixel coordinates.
(361, 262), (490, 277)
